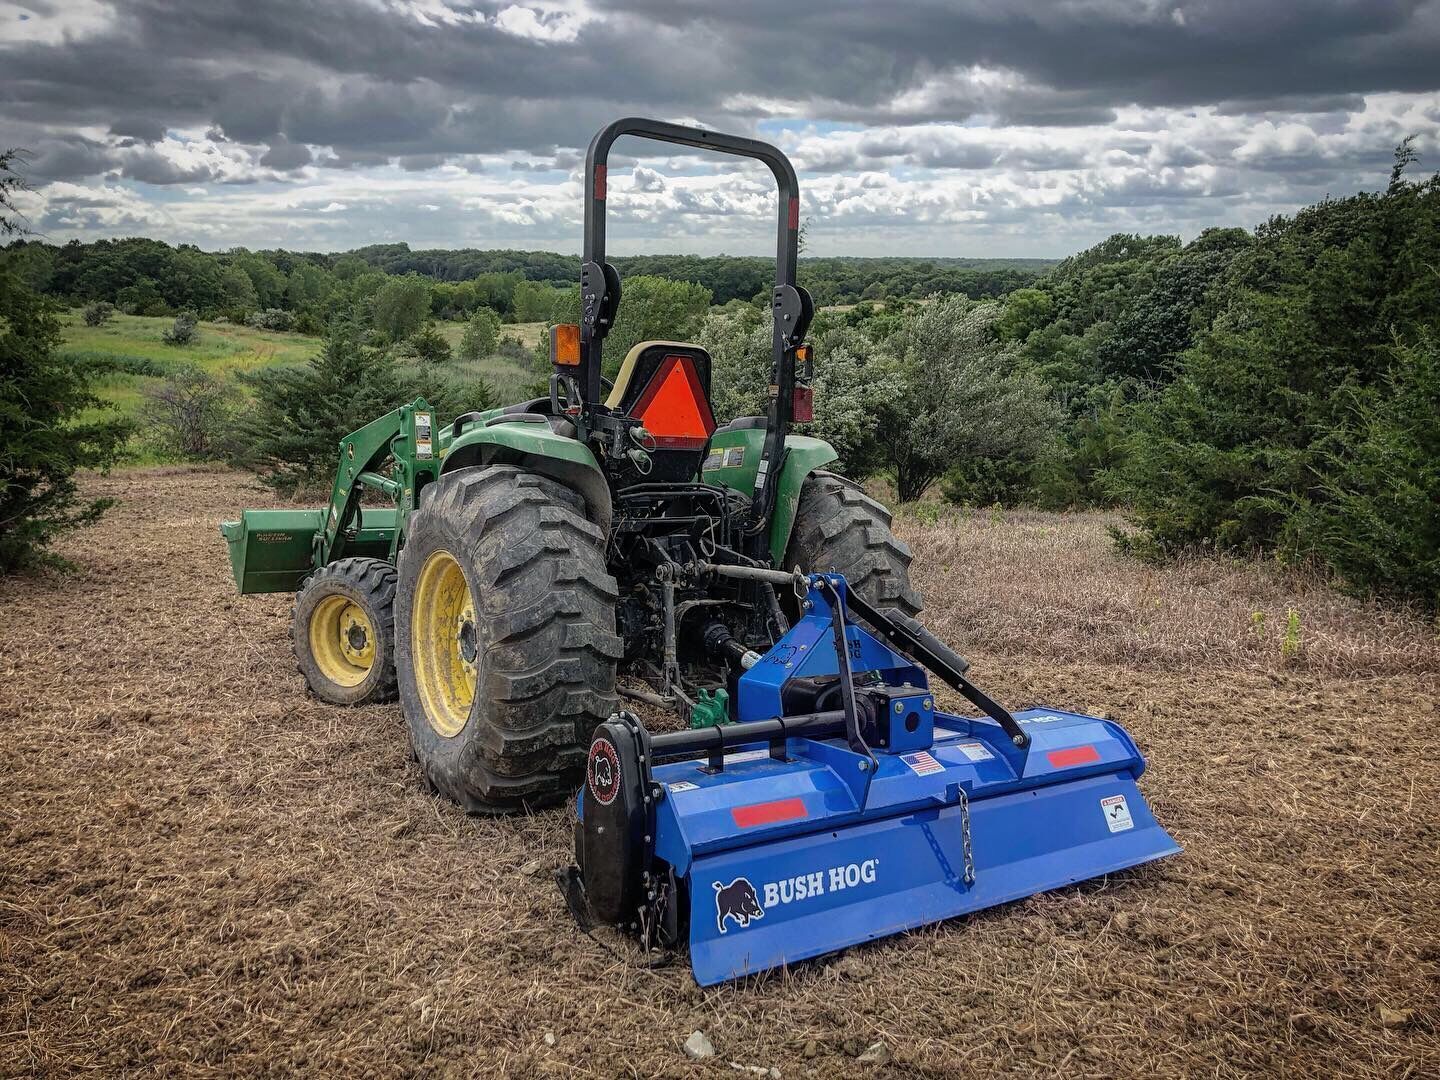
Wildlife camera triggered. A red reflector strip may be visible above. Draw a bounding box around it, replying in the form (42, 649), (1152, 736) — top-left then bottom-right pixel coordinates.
(594, 164), (606, 200)
(787, 196), (800, 229)
(731, 797), (807, 829)
(1047, 745), (1101, 768)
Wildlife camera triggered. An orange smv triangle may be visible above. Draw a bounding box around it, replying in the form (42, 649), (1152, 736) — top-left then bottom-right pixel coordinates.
(633, 355), (716, 449)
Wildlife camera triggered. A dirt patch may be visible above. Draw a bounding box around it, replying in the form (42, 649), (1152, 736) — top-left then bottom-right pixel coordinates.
(2, 467), (1437, 1078)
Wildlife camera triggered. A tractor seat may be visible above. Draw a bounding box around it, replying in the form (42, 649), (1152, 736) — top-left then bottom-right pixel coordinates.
(605, 341), (716, 482)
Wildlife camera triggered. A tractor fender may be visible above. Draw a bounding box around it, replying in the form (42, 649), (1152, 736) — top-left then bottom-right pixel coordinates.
(766, 436), (838, 564)
(442, 419), (613, 534)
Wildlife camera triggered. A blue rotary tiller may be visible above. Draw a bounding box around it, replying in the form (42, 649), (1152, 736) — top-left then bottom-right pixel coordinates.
(562, 572), (1180, 986)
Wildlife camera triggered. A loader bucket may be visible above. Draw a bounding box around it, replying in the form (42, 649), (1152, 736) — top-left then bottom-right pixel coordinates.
(219, 508), (398, 594)
(656, 709), (1179, 985)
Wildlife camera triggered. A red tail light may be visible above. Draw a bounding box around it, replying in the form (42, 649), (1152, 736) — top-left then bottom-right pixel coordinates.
(792, 385), (814, 423)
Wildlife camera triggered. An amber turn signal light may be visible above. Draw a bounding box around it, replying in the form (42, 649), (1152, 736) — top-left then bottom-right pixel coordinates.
(551, 323), (581, 366)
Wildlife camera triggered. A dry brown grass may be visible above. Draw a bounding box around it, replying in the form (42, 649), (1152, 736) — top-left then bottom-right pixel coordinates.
(895, 504), (1439, 678)
(1, 467), (1437, 1079)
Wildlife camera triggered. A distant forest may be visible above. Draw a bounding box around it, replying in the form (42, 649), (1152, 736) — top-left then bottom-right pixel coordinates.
(0, 237), (1052, 325)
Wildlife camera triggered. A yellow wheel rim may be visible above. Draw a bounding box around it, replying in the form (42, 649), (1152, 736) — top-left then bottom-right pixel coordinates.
(411, 549), (477, 737)
(308, 594), (376, 688)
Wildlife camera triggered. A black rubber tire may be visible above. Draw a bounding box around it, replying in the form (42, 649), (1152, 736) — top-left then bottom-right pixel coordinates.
(291, 557), (399, 706)
(784, 471), (923, 617)
(396, 465), (621, 814)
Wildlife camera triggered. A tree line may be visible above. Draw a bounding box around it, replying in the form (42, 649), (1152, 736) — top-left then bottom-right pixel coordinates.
(2, 145), (1434, 611)
(0, 237), (1048, 327)
(691, 143), (1438, 610)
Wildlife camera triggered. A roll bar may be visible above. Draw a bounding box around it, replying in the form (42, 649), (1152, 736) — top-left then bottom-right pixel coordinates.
(577, 117), (814, 534)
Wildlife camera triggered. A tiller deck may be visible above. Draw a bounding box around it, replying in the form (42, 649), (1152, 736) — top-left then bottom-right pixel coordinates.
(562, 573), (1180, 985)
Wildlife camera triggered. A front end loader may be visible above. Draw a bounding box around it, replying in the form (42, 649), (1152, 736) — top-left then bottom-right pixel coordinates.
(222, 118), (1178, 984)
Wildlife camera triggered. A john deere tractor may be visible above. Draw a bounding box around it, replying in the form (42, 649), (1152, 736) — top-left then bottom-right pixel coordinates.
(221, 118), (919, 812)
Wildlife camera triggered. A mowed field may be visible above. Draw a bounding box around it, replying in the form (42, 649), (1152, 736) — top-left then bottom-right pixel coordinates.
(2, 467), (1438, 1078)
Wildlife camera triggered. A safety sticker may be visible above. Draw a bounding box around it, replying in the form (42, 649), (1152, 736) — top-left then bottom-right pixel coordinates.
(901, 750), (944, 776)
(702, 449), (723, 471)
(1101, 794), (1134, 833)
(955, 742), (995, 763)
(725, 748), (772, 764)
(724, 446), (745, 467)
(1019, 713), (1066, 725)
(667, 780), (699, 793)
(414, 411), (433, 459)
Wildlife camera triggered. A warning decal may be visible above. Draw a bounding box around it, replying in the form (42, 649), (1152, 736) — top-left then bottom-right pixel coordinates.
(955, 742), (995, 763)
(668, 780), (698, 793)
(901, 751), (944, 776)
(1101, 794), (1134, 833)
(725, 748), (772, 764)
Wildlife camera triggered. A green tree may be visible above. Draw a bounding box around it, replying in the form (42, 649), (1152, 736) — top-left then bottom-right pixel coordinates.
(81, 301), (114, 327)
(1111, 148), (1440, 608)
(511, 279), (566, 323)
(404, 323), (452, 364)
(219, 266), (259, 313)
(232, 320), (409, 490)
(1281, 333), (1440, 607)
(370, 274), (432, 341)
(116, 277), (165, 316)
(877, 297), (1062, 501)
(162, 311), (198, 345)
(697, 305), (771, 421)
(231, 319), (495, 492)
(458, 307), (501, 361)
(0, 267), (132, 571)
(473, 270), (524, 316)
(229, 252), (288, 309)
(576, 275), (714, 377)
(995, 288), (1054, 342)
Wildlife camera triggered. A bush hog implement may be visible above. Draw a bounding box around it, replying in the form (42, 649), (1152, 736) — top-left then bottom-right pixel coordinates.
(221, 118), (1178, 983)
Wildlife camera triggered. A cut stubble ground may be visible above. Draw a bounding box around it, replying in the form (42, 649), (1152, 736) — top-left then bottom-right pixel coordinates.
(1, 467), (1436, 1078)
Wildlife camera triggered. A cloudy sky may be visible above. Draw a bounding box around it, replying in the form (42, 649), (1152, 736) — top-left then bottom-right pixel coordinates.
(4, 0), (1439, 257)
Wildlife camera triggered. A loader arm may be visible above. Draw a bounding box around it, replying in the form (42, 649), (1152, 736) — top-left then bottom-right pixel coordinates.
(315, 399), (439, 566)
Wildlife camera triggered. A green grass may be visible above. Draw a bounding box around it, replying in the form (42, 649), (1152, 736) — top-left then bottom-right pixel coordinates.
(61, 314), (545, 464)
(60, 313), (320, 423)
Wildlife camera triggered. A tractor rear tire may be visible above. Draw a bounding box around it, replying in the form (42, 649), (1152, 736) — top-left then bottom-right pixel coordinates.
(292, 557), (399, 706)
(396, 465), (621, 813)
(785, 471), (922, 617)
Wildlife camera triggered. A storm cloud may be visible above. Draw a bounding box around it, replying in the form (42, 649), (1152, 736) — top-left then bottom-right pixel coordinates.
(2, 0), (1438, 255)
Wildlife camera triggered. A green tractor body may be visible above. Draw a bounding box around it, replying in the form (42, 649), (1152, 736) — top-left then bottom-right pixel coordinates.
(223, 118), (918, 812)
(221, 402), (837, 595)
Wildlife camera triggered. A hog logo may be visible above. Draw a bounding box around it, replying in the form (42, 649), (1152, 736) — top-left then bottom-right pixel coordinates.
(587, 737), (620, 806)
(713, 877), (765, 933)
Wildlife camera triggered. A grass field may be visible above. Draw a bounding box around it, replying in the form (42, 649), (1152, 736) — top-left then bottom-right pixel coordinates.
(58, 312), (318, 417)
(1, 468), (1435, 1077)
(58, 314), (552, 458)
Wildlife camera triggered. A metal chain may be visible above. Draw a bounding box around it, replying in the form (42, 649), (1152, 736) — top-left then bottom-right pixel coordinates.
(959, 786), (975, 885)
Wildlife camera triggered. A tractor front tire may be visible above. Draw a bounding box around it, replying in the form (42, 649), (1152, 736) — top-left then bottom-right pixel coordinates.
(396, 465), (621, 813)
(292, 557), (399, 706)
(785, 471), (922, 617)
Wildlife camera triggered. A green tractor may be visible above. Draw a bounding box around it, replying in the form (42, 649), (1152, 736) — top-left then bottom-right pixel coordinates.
(221, 118), (919, 812)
